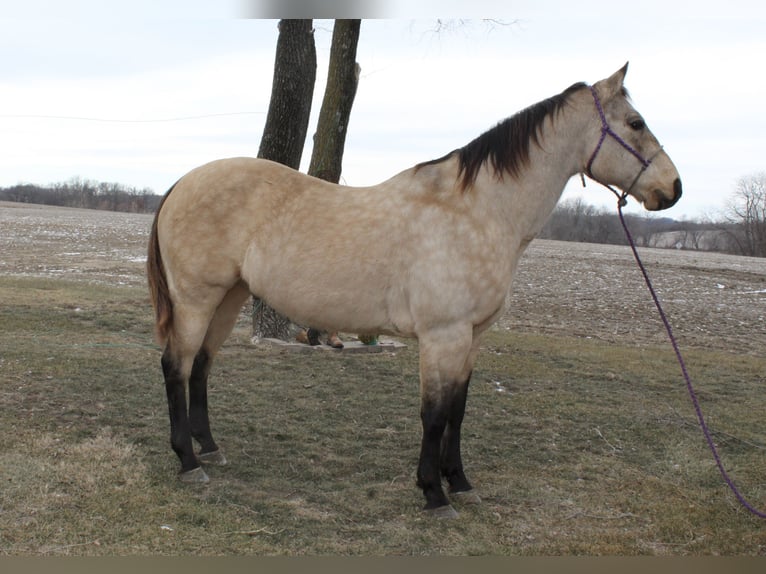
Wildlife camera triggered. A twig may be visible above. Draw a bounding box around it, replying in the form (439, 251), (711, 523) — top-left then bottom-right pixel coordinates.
(594, 427), (622, 453)
(224, 527), (285, 537)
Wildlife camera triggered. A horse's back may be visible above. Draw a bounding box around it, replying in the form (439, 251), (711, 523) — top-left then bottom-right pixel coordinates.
(162, 157), (332, 215)
(159, 157), (332, 253)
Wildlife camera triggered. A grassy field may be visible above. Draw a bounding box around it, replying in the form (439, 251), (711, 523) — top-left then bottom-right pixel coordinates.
(1, 203), (765, 555)
(1, 275), (765, 555)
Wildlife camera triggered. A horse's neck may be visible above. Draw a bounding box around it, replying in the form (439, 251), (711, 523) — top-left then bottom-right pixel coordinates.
(476, 107), (591, 245)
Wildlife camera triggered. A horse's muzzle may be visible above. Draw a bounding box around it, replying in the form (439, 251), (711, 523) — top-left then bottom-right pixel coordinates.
(654, 178), (682, 210)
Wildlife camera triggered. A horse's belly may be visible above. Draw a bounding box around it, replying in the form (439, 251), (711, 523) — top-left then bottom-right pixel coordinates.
(259, 281), (399, 334)
(242, 251), (395, 332)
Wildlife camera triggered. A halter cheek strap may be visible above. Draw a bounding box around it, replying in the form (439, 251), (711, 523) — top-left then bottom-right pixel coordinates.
(584, 85), (662, 205)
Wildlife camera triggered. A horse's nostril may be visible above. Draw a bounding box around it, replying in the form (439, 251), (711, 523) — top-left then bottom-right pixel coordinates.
(674, 178), (683, 200)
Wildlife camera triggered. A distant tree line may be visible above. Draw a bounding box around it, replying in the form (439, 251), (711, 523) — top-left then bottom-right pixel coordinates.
(539, 197), (746, 255)
(539, 197), (699, 248)
(0, 177), (161, 213)
(719, 173), (766, 257)
(541, 173), (766, 258)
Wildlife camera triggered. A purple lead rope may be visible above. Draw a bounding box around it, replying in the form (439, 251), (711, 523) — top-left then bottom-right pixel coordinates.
(584, 82), (762, 518)
(616, 197), (766, 519)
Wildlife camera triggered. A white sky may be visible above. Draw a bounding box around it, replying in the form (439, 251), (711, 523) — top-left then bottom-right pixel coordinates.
(1, 1), (765, 219)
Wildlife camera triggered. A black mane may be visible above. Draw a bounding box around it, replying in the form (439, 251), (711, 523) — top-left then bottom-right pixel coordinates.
(418, 82), (587, 191)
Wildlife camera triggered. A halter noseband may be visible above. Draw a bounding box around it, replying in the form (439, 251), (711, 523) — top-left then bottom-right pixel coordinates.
(584, 85), (663, 206)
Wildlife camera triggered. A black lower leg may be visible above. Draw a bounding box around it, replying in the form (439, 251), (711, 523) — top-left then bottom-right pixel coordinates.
(188, 348), (219, 454)
(161, 349), (198, 473)
(441, 373), (473, 493)
(417, 400), (451, 510)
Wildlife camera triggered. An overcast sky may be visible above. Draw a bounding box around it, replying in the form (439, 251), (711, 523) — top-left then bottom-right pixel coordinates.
(2, 1), (765, 219)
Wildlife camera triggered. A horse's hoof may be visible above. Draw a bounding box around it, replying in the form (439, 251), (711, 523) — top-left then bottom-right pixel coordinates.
(199, 450), (227, 466)
(452, 490), (481, 505)
(425, 504), (459, 519)
(179, 466), (209, 484)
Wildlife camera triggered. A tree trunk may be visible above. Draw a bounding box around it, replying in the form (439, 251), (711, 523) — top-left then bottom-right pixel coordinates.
(257, 19), (317, 168)
(308, 19), (361, 183)
(252, 19), (317, 342)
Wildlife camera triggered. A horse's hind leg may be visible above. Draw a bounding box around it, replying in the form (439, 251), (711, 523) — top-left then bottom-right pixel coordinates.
(189, 282), (251, 467)
(187, 347), (222, 464)
(162, 326), (208, 482)
(162, 292), (227, 482)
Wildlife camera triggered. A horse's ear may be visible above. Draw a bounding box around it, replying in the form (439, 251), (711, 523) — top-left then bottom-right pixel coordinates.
(617, 61), (629, 81)
(596, 62), (629, 97)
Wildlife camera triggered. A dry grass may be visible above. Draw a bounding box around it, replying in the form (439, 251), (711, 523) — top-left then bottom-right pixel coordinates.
(1, 275), (765, 555)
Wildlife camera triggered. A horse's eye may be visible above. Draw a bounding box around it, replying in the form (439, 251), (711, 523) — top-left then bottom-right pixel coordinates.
(629, 118), (645, 131)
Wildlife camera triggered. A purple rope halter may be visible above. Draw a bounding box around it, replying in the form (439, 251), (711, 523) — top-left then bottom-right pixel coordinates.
(585, 85), (661, 204)
(582, 84), (765, 518)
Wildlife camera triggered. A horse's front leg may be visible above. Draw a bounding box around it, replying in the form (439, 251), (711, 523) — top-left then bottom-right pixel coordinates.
(440, 371), (480, 504)
(416, 326), (478, 518)
(417, 395), (452, 515)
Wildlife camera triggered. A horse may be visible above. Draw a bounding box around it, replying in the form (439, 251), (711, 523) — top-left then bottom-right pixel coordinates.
(147, 63), (682, 518)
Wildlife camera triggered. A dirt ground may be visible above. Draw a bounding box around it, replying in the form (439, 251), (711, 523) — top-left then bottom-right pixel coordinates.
(2, 200), (765, 355)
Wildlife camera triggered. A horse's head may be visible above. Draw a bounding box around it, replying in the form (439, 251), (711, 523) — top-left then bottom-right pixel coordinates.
(586, 63), (682, 211)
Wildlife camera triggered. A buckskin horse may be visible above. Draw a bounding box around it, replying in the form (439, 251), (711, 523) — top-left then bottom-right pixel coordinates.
(147, 64), (681, 518)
